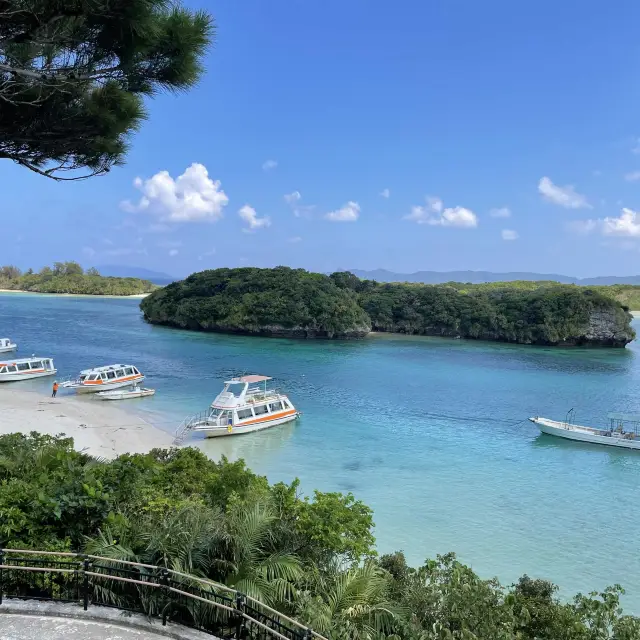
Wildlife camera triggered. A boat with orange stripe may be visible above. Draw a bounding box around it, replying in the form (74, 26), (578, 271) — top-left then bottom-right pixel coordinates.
(60, 364), (144, 394)
(175, 375), (300, 441)
(0, 356), (56, 381)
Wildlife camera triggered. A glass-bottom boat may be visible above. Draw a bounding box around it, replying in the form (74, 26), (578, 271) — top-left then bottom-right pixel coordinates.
(60, 364), (144, 394)
(175, 375), (300, 441)
(0, 357), (56, 381)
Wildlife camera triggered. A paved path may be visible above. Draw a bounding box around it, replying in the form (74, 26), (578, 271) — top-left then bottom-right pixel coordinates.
(0, 614), (169, 639)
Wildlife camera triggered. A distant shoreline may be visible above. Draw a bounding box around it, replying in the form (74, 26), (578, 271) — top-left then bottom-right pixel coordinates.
(0, 289), (149, 299)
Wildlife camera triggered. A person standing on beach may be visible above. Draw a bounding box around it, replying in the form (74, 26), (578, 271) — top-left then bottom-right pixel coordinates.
(52, 381), (59, 398)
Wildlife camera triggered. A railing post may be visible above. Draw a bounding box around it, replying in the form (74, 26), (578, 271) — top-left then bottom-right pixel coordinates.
(0, 549), (4, 605)
(160, 569), (170, 626)
(82, 558), (90, 611)
(235, 591), (246, 639)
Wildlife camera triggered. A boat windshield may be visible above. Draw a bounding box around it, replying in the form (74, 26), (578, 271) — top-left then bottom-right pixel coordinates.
(225, 381), (246, 397)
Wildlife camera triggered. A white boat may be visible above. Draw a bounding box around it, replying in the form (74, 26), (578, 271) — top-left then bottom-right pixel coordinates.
(0, 357), (56, 382)
(530, 412), (640, 450)
(96, 386), (155, 401)
(175, 375), (300, 441)
(0, 338), (17, 353)
(60, 364), (144, 394)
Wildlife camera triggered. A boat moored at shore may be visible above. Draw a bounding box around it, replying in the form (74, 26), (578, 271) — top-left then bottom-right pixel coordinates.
(530, 412), (640, 450)
(96, 386), (156, 400)
(60, 364), (144, 394)
(175, 375), (300, 441)
(0, 338), (17, 353)
(0, 357), (56, 381)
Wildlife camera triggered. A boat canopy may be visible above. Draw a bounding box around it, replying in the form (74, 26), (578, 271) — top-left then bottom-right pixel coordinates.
(232, 375), (272, 384)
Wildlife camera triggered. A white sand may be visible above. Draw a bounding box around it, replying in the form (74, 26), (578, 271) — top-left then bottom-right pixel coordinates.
(0, 290), (149, 298)
(0, 387), (173, 458)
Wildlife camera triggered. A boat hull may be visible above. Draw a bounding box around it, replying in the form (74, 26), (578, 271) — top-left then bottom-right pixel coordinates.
(531, 417), (640, 450)
(0, 345), (17, 353)
(72, 376), (145, 394)
(194, 412), (299, 437)
(0, 369), (57, 382)
(97, 388), (155, 400)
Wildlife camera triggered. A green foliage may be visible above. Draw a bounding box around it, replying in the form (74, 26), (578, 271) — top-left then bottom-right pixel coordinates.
(2, 432), (639, 639)
(0, 0), (213, 180)
(141, 268), (636, 347)
(0, 262), (155, 295)
(140, 267), (372, 338)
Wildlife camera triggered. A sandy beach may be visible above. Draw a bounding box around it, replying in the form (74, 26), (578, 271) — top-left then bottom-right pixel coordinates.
(0, 289), (149, 298)
(0, 387), (173, 458)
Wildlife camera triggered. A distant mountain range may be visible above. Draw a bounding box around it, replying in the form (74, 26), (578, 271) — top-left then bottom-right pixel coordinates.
(97, 265), (176, 285)
(347, 269), (640, 286)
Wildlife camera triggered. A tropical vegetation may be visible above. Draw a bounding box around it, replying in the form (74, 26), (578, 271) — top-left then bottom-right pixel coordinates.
(0, 0), (213, 180)
(0, 262), (154, 295)
(1, 432), (639, 639)
(140, 267), (635, 347)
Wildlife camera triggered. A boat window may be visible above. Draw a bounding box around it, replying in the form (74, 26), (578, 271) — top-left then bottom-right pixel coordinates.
(125, 367), (133, 376)
(209, 408), (223, 417)
(106, 371), (116, 380)
(282, 400), (291, 409)
(115, 369), (125, 377)
(17, 363), (30, 371)
(254, 404), (269, 416)
(132, 367), (140, 375)
(0, 366), (6, 373)
(220, 410), (233, 423)
(87, 374), (97, 381)
(237, 408), (253, 420)
(8, 365), (17, 372)
(269, 401), (284, 413)
(29, 361), (43, 370)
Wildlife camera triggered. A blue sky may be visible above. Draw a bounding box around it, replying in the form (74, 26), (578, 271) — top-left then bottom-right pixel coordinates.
(5, 0), (640, 278)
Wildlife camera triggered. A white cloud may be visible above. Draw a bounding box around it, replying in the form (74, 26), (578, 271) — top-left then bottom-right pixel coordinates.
(121, 163), (229, 222)
(287, 236), (302, 243)
(538, 176), (591, 209)
(601, 208), (640, 236)
(82, 246), (96, 258)
(380, 188), (390, 199)
(262, 159), (278, 172)
(625, 171), (640, 182)
(284, 191), (301, 205)
(569, 208), (640, 237)
(501, 229), (519, 241)
(325, 201), (360, 222)
(169, 249), (179, 257)
(238, 204), (271, 231)
(405, 196), (478, 228)
(632, 138), (640, 154)
(490, 207), (511, 218)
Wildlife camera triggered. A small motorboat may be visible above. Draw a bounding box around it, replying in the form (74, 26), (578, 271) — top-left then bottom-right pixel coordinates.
(0, 357), (56, 382)
(61, 364), (144, 394)
(96, 386), (156, 401)
(0, 338), (17, 353)
(174, 374), (299, 442)
(530, 411), (640, 450)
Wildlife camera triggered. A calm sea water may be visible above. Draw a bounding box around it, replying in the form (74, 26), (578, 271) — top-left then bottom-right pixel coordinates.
(2, 292), (640, 606)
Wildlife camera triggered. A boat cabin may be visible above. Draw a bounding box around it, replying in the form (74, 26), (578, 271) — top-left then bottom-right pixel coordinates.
(79, 364), (142, 384)
(207, 375), (295, 426)
(0, 358), (55, 375)
(0, 338), (14, 349)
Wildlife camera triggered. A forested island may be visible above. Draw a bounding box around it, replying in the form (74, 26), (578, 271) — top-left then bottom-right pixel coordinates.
(2, 432), (638, 639)
(140, 267), (636, 347)
(0, 262), (155, 296)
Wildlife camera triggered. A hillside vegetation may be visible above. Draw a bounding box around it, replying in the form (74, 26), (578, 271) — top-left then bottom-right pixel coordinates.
(141, 268), (636, 347)
(2, 432), (639, 639)
(0, 262), (155, 296)
(141, 267), (371, 338)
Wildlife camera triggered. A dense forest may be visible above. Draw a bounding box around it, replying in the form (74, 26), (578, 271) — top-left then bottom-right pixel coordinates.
(0, 262), (155, 296)
(1, 433), (638, 639)
(141, 268), (636, 347)
(140, 267), (372, 338)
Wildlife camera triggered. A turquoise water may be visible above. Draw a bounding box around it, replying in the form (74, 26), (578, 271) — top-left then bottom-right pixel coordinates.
(2, 293), (640, 606)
